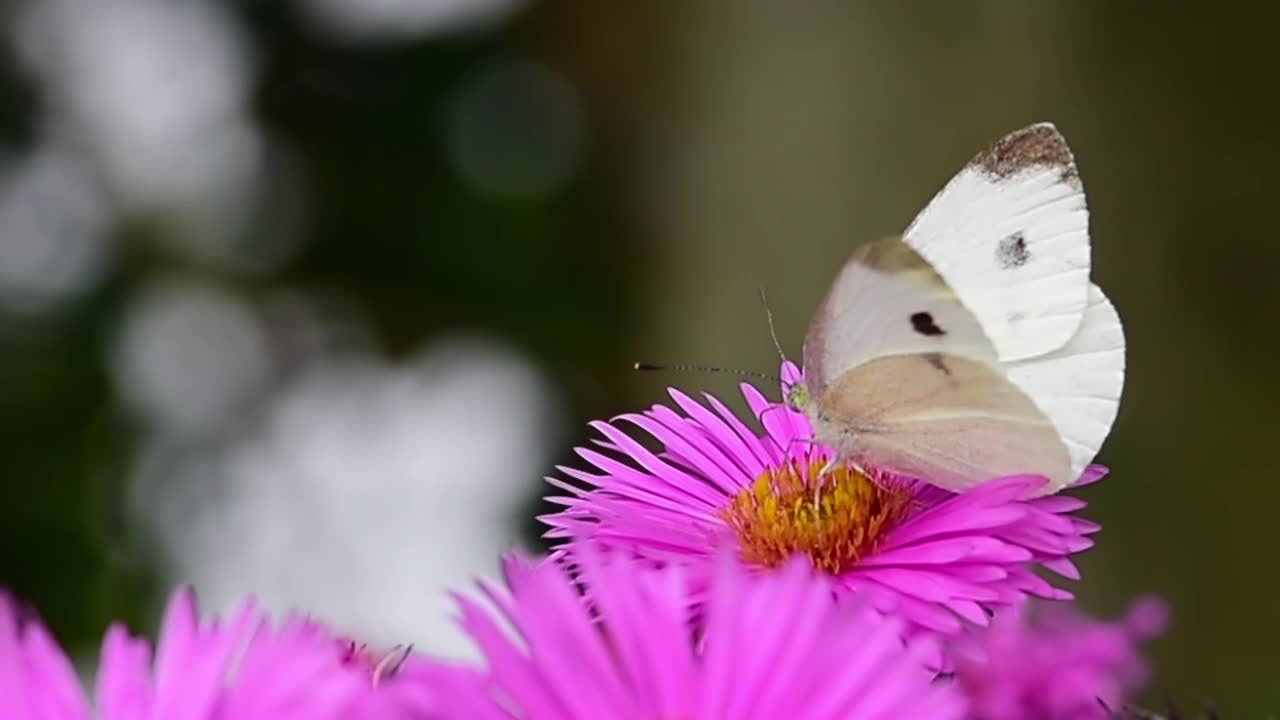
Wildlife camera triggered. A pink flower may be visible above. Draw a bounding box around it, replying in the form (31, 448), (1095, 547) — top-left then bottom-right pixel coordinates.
(0, 586), (462, 720)
(451, 546), (964, 720)
(543, 361), (1102, 638)
(951, 596), (1169, 720)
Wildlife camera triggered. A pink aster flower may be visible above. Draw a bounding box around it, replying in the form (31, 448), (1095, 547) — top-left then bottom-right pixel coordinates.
(543, 361), (1102, 638)
(951, 596), (1169, 720)
(450, 546), (965, 720)
(0, 586), (462, 720)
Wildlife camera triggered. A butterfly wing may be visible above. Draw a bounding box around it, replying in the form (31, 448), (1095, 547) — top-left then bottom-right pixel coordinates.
(800, 125), (1117, 494)
(903, 123), (1091, 362)
(815, 353), (1072, 493)
(801, 235), (998, 401)
(1005, 283), (1125, 490)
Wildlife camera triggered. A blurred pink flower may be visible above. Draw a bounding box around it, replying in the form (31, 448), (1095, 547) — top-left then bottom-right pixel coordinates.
(952, 596), (1169, 720)
(451, 546), (965, 720)
(0, 586), (463, 720)
(543, 361), (1102, 638)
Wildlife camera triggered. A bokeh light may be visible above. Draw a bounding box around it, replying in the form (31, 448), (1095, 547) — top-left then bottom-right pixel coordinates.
(129, 338), (557, 658)
(295, 0), (527, 42)
(0, 147), (109, 313)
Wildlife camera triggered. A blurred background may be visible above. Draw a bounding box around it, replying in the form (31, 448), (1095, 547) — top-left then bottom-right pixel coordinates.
(0, 0), (1275, 713)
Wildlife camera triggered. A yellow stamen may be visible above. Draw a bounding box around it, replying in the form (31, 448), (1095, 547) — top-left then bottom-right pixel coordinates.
(720, 459), (913, 574)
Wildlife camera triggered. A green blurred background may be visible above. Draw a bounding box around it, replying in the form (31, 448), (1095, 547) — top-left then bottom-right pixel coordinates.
(1, 0), (1276, 713)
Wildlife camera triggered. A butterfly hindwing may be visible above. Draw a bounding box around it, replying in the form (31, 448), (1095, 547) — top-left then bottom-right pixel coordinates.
(1005, 283), (1125, 490)
(813, 353), (1072, 493)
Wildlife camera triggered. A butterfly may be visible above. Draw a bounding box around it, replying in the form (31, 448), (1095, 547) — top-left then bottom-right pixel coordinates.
(785, 123), (1124, 496)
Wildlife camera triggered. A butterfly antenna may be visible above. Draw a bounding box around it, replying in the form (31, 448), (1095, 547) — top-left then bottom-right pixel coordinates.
(634, 363), (779, 382)
(758, 288), (788, 366)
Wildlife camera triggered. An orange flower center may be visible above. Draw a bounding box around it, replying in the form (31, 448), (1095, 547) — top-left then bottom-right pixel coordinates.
(719, 458), (914, 575)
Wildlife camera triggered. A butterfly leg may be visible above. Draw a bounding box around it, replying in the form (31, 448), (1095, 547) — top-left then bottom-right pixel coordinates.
(813, 453), (840, 515)
(775, 435), (829, 512)
(783, 435), (819, 463)
(816, 455), (839, 477)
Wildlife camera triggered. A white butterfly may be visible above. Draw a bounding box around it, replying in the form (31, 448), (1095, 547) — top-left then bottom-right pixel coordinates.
(787, 123), (1124, 496)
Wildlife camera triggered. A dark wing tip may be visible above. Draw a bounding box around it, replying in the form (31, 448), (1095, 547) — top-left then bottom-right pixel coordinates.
(970, 122), (1080, 186)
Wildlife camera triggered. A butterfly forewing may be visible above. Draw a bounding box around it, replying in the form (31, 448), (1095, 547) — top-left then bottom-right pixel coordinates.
(802, 236), (999, 400)
(903, 123), (1091, 363)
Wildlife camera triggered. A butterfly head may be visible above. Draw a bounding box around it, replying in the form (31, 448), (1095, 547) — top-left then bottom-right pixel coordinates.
(784, 382), (812, 413)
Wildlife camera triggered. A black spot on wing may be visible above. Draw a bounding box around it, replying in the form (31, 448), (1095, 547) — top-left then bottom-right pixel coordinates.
(910, 312), (945, 336)
(997, 232), (1030, 269)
